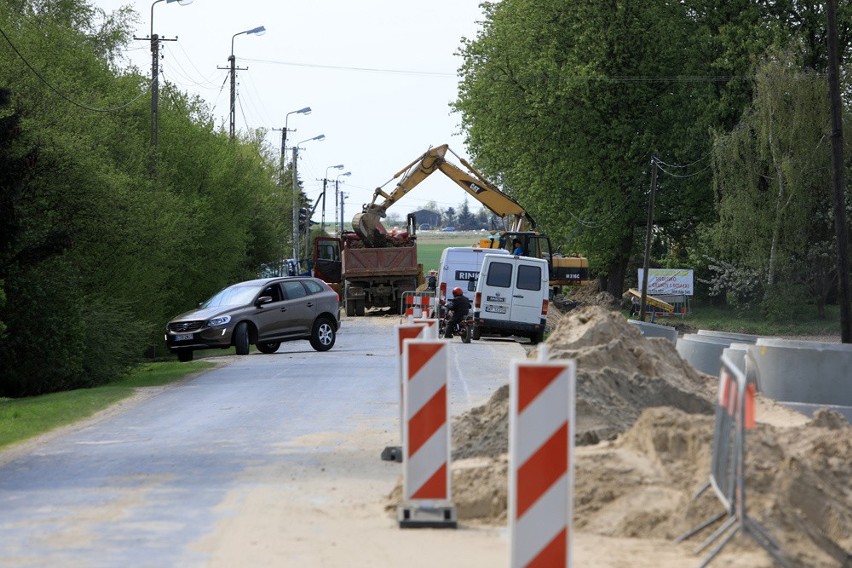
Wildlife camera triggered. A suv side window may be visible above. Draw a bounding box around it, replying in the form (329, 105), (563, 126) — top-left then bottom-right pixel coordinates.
(517, 264), (542, 291)
(485, 261), (513, 288)
(261, 284), (283, 302)
(282, 281), (308, 300)
(303, 280), (324, 295)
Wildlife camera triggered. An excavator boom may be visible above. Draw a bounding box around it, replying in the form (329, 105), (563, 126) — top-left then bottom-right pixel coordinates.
(353, 144), (534, 246)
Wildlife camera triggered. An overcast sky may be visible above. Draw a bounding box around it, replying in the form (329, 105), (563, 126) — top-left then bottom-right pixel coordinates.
(93, 0), (488, 222)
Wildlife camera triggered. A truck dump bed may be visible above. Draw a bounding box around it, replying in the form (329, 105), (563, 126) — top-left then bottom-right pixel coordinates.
(342, 246), (419, 278)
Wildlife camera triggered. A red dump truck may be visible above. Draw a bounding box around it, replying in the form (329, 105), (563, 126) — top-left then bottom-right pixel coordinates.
(313, 227), (422, 316)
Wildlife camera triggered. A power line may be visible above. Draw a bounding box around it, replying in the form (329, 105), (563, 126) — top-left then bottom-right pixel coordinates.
(241, 56), (456, 77)
(0, 24), (151, 113)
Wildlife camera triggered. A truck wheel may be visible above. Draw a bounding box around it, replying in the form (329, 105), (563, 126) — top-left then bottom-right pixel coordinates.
(346, 302), (355, 317)
(309, 317), (336, 351)
(234, 322), (250, 355)
(355, 300), (365, 316)
(177, 350), (193, 362)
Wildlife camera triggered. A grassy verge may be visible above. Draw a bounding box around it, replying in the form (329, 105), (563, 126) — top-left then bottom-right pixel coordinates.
(628, 302), (842, 337)
(0, 361), (215, 451)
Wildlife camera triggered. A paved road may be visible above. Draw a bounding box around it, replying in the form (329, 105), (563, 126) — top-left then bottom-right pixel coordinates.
(0, 316), (524, 567)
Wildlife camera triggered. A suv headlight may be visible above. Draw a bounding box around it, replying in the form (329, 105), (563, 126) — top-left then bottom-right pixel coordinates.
(207, 315), (231, 327)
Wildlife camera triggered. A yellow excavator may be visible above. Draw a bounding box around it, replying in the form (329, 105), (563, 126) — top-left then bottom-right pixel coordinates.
(352, 144), (589, 289)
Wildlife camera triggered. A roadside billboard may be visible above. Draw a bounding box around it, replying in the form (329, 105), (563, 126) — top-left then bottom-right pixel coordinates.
(638, 268), (694, 296)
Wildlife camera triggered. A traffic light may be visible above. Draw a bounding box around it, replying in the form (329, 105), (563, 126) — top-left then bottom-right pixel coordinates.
(298, 207), (309, 232)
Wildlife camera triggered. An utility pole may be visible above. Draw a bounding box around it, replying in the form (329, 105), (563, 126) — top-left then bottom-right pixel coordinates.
(827, 0), (852, 342)
(134, 25), (177, 173)
(639, 156), (659, 322)
(219, 54), (247, 141)
(292, 146), (300, 260)
(339, 191), (348, 233)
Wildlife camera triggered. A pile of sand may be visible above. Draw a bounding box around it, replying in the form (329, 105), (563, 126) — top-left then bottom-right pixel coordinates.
(452, 306), (715, 458)
(442, 305), (852, 566)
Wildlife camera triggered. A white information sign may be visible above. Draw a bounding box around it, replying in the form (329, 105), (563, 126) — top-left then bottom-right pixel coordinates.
(638, 268), (694, 296)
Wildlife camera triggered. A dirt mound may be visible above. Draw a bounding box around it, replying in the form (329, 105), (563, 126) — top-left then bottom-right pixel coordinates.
(442, 305), (852, 565)
(452, 306), (714, 458)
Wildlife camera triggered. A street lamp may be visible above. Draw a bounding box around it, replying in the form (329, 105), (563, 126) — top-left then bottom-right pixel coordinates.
(335, 171), (352, 234)
(228, 25), (266, 140)
(148, 0), (192, 154)
(277, 106), (311, 185)
(292, 134), (326, 260)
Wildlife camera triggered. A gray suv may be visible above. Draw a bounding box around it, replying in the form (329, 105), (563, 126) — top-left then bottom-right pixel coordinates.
(165, 276), (340, 362)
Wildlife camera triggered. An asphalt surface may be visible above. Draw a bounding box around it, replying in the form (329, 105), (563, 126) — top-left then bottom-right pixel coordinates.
(0, 316), (524, 567)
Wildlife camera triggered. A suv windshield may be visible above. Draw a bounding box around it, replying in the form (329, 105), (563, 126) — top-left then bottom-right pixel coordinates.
(201, 284), (261, 308)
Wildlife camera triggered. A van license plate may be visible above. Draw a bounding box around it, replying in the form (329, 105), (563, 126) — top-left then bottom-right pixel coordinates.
(175, 334), (193, 341)
(485, 305), (507, 314)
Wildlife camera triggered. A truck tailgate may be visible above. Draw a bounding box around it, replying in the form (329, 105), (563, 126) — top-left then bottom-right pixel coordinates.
(343, 247), (419, 277)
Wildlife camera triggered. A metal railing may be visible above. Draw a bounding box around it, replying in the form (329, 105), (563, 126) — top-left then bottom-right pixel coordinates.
(677, 354), (790, 568)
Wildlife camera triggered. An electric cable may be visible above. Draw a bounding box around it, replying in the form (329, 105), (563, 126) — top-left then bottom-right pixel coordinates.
(0, 24), (151, 113)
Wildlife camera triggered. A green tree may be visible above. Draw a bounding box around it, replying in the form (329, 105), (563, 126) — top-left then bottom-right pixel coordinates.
(711, 54), (840, 317)
(454, 0), (719, 297)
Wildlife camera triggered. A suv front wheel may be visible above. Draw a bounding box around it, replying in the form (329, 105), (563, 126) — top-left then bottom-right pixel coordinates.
(309, 317), (336, 351)
(234, 322), (250, 355)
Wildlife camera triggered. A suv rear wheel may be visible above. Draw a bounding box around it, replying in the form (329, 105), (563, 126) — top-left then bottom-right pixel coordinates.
(177, 350), (193, 362)
(256, 341), (280, 354)
(309, 317), (336, 351)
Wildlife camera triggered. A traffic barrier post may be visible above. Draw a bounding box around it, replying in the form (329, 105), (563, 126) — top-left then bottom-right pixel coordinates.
(677, 354), (789, 568)
(509, 346), (576, 567)
(400, 291), (435, 322)
(382, 323), (428, 463)
(411, 318), (440, 339)
(397, 338), (456, 528)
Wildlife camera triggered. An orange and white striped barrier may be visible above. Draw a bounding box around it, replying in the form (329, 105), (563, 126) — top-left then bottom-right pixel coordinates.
(383, 323), (430, 463)
(411, 318), (440, 339)
(509, 346), (576, 567)
(398, 339), (456, 528)
(403, 293), (434, 321)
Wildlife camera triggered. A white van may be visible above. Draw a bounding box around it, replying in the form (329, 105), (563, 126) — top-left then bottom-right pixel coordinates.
(473, 254), (549, 344)
(435, 247), (510, 310)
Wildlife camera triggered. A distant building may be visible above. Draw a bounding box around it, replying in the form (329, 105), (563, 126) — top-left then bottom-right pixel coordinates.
(411, 209), (441, 228)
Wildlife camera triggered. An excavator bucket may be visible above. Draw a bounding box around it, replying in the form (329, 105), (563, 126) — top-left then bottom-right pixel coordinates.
(353, 206), (387, 247)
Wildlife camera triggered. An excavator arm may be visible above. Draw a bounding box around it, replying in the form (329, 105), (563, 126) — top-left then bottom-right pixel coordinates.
(353, 144), (535, 247)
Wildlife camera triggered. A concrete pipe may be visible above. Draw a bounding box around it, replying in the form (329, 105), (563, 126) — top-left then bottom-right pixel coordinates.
(627, 319), (678, 344)
(748, 338), (852, 407)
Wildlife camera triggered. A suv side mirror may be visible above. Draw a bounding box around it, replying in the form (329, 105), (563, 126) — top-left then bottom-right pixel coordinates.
(255, 296), (273, 307)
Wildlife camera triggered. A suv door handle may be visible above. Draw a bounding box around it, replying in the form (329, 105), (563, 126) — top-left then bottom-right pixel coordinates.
(280, 307), (287, 312)
(306, 302), (314, 307)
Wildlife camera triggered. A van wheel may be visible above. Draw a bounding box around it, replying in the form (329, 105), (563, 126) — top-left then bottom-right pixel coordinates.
(234, 322), (250, 355)
(177, 350), (193, 362)
(310, 317), (336, 351)
(471, 325), (481, 340)
(529, 330), (545, 345)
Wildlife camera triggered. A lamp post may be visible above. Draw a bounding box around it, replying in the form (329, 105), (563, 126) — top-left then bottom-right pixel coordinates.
(335, 171), (351, 234)
(148, 0), (192, 154)
(321, 164), (345, 235)
(228, 25), (266, 140)
(277, 106), (311, 185)
(292, 134), (326, 260)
